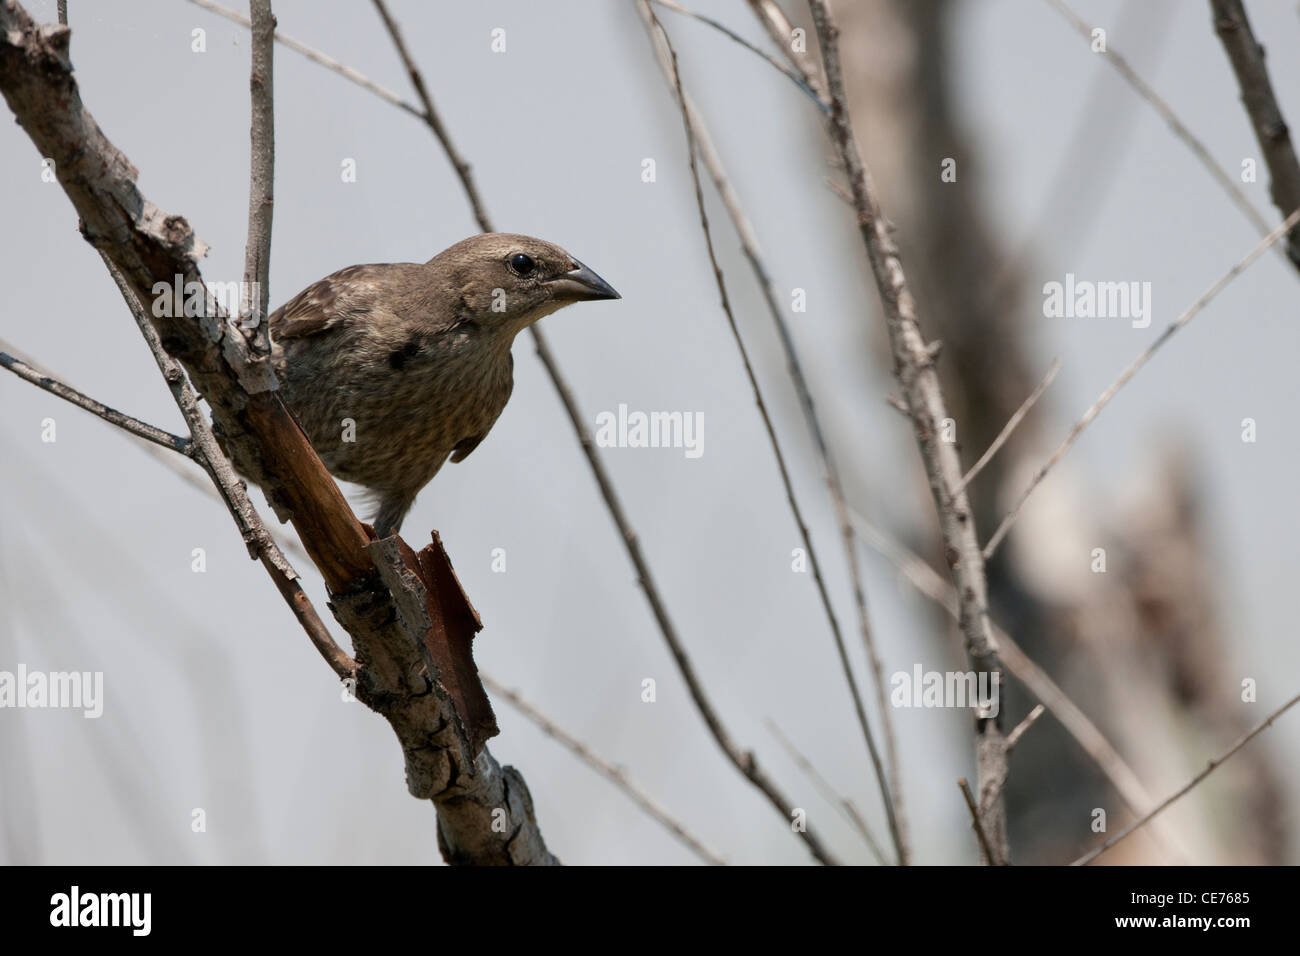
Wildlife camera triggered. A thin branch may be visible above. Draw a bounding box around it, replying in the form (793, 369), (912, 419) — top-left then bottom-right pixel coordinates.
(101, 256), (356, 681)
(0, 323), (354, 682)
(984, 205), (1300, 560)
(368, 0), (837, 866)
(1209, 0), (1300, 270)
(765, 718), (887, 866)
(953, 358), (1060, 496)
(56, 0), (64, 24)
(1005, 703), (1046, 753)
(639, 0), (904, 865)
(644, 0), (910, 854)
(810, 0), (1010, 865)
(744, 0), (827, 104)
(958, 778), (997, 865)
(1044, 0), (1282, 256)
(1072, 691), (1300, 866)
(823, 176), (854, 206)
(481, 675), (726, 866)
(981, 2), (1174, 316)
(884, 394), (910, 417)
(185, 0), (424, 119)
(849, 507), (1187, 861)
(0, 343), (193, 457)
(370, 0), (491, 233)
(646, 0), (827, 110)
(242, 0), (275, 355)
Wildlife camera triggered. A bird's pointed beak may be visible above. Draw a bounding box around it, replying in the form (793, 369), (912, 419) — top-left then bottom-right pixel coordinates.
(548, 258), (621, 302)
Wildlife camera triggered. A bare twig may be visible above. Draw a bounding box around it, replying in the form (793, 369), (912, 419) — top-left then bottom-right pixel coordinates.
(646, 0), (826, 110)
(982, 2), (1172, 313)
(101, 256), (356, 681)
(1072, 691), (1300, 866)
(640, 0), (904, 864)
(884, 394), (910, 417)
(55, 0), (64, 24)
(481, 675), (726, 866)
(1209, 0), (1300, 269)
(0, 323), (354, 681)
(1005, 704), (1046, 753)
(370, 0), (491, 232)
(1044, 0), (1279, 252)
(369, 0), (836, 866)
(186, 0), (423, 119)
(765, 719), (887, 865)
(640, 0), (910, 859)
(745, 0), (827, 104)
(0, 344), (193, 457)
(984, 205), (1300, 560)
(810, 0), (1010, 865)
(958, 778), (997, 865)
(823, 176), (854, 206)
(242, 0), (275, 354)
(953, 359), (1060, 495)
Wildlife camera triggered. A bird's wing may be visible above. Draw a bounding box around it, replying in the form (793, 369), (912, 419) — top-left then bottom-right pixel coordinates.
(450, 434), (484, 463)
(270, 264), (388, 339)
(451, 355), (513, 463)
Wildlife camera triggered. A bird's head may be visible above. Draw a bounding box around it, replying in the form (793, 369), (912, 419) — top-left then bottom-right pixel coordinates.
(429, 233), (620, 336)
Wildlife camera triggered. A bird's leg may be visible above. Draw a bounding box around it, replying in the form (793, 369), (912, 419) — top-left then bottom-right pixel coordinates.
(372, 490), (416, 539)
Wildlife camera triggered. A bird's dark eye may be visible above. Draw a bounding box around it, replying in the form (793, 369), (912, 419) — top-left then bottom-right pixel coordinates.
(509, 253), (536, 276)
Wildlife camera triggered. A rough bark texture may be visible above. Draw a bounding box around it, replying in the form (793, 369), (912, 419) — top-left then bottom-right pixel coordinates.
(0, 0), (552, 865)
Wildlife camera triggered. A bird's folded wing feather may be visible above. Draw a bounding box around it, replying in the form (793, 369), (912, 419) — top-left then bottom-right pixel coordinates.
(270, 264), (388, 339)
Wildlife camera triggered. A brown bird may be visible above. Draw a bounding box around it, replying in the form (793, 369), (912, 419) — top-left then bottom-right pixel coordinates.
(269, 233), (620, 536)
